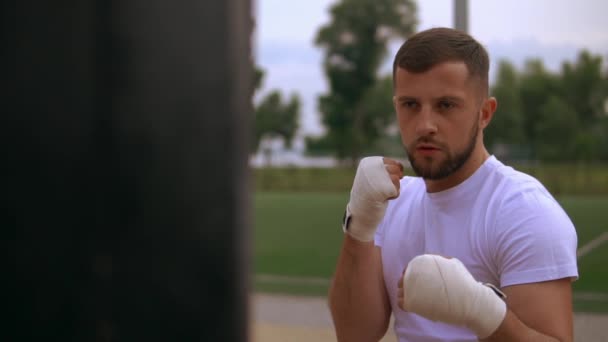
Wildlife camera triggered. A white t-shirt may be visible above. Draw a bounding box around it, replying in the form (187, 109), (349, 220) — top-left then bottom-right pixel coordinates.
(374, 156), (578, 342)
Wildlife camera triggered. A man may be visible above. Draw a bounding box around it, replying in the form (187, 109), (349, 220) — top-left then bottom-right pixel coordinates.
(330, 27), (578, 342)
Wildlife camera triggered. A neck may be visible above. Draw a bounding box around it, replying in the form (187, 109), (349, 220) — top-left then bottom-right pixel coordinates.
(424, 145), (490, 193)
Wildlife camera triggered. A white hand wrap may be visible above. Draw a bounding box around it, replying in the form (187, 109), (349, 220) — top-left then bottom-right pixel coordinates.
(402, 255), (507, 339)
(345, 156), (398, 242)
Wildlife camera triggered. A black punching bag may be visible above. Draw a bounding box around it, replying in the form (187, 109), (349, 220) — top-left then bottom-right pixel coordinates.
(2, 0), (252, 341)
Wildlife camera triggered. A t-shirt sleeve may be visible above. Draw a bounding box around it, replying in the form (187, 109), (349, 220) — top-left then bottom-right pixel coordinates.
(494, 187), (578, 288)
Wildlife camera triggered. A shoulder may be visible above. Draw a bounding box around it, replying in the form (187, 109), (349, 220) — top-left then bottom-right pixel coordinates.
(487, 162), (578, 286)
(481, 160), (564, 217)
(490, 164), (567, 221)
(487, 161), (574, 237)
(488, 161), (547, 197)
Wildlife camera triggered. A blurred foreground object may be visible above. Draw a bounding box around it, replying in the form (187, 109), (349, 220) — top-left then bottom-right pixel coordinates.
(2, 0), (252, 341)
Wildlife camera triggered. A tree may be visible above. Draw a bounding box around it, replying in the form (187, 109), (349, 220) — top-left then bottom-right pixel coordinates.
(251, 66), (301, 157)
(486, 52), (608, 162)
(534, 95), (580, 161)
(559, 51), (608, 161)
(253, 91), (300, 152)
(561, 51), (606, 125)
(517, 59), (562, 159)
(253, 66), (265, 93)
(485, 60), (525, 160)
(308, 0), (417, 163)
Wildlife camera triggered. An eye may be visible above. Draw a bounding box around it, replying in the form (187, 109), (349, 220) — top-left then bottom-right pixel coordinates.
(401, 100), (419, 109)
(438, 100), (455, 110)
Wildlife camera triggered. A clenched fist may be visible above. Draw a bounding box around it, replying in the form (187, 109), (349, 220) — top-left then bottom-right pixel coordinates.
(343, 156), (404, 242)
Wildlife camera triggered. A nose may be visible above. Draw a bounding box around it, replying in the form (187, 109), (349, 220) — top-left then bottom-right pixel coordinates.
(414, 106), (437, 137)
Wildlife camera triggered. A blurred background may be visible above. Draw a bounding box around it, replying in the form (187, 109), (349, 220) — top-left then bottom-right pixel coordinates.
(250, 0), (608, 340)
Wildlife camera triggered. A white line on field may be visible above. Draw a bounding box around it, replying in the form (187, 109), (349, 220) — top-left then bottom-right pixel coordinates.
(577, 231), (608, 258)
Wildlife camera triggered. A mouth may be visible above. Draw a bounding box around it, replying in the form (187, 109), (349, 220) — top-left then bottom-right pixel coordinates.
(414, 143), (441, 156)
(416, 144), (440, 151)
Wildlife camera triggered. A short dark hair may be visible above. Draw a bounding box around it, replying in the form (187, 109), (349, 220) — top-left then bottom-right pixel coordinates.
(392, 27), (490, 95)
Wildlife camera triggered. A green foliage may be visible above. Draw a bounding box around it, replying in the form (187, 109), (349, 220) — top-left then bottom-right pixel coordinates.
(561, 51), (606, 124)
(254, 91), (300, 151)
(305, 134), (336, 157)
(309, 0), (417, 162)
(252, 66), (301, 153)
(485, 61), (525, 150)
(253, 66), (265, 92)
(535, 96), (580, 160)
(488, 51), (608, 162)
(358, 76), (398, 147)
(519, 60), (562, 156)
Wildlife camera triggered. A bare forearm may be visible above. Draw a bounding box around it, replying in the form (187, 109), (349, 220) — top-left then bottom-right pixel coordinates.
(330, 156), (400, 341)
(483, 309), (571, 342)
(329, 235), (390, 342)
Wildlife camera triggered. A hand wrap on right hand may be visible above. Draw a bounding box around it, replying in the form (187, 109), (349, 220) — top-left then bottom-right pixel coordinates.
(345, 157), (398, 242)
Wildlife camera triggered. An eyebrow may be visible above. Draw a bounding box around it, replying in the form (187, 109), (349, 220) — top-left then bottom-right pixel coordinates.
(436, 96), (464, 103)
(396, 96), (417, 102)
(396, 95), (464, 103)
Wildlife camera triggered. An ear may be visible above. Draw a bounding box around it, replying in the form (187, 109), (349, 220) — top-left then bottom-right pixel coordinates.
(479, 97), (497, 129)
(392, 95), (398, 111)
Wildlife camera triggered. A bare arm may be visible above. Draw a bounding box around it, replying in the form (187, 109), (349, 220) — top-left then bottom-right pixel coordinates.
(399, 257), (573, 341)
(483, 278), (573, 342)
(329, 235), (391, 342)
(330, 156), (402, 341)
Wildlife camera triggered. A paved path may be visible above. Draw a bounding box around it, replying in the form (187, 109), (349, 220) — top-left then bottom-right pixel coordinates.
(251, 293), (608, 342)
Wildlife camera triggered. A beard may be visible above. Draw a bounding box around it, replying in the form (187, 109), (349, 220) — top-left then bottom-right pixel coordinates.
(406, 120), (479, 180)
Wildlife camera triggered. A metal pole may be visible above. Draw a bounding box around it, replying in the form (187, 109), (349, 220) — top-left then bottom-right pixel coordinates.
(3, 0), (252, 341)
(454, 0), (469, 32)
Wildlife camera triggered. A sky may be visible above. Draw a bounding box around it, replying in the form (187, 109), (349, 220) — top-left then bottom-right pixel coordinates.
(253, 0), (608, 139)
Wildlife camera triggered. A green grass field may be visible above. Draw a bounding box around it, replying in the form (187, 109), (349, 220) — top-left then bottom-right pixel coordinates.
(253, 192), (608, 312)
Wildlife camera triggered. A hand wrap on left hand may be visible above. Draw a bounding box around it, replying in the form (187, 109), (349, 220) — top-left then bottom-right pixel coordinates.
(400, 254), (507, 339)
